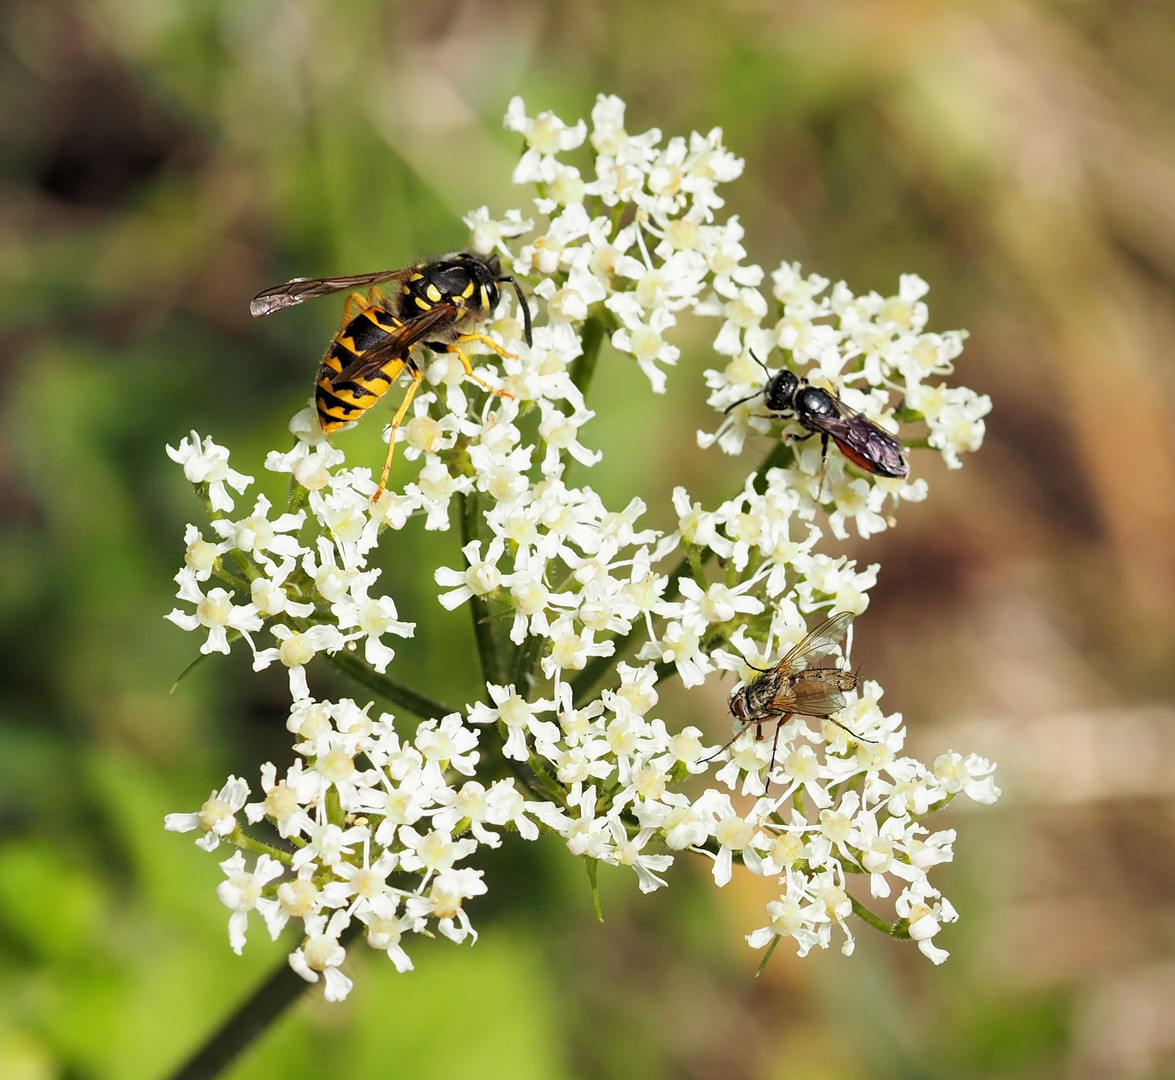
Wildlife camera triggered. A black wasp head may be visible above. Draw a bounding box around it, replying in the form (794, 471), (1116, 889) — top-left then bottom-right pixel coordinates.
(457, 252), (501, 292)
(465, 250), (533, 348)
(763, 369), (800, 414)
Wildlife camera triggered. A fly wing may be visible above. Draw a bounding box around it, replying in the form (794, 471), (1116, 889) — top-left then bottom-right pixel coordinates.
(775, 610), (855, 676)
(250, 268), (414, 317)
(770, 673), (851, 718)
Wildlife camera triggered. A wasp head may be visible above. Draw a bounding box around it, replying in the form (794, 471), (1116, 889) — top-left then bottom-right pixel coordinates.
(763, 369), (800, 413)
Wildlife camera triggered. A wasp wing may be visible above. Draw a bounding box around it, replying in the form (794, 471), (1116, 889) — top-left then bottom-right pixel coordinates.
(811, 396), (908, 478)
(250, 268), (415, 317)
(774, 610), (855, 676)
(329, 303), (458, 387)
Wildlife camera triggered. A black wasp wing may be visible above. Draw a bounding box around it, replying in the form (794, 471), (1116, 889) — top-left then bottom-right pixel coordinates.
(250, 268), (414, 317)
(774, 610), (855, 677)
(330, 303), (459, 386)
(811, 395), (908, 478)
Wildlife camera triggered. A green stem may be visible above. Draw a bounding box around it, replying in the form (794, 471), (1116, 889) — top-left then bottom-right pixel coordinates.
(232, 829), (294, 865)
(458, 491), (505, 686)
(163, 920), (364, 1080)
(509, 633), (544, 695)
(211, 565), (251, 593)
(526, 755), (570, 807)
(849, 894), (908, 938)
(323, 651), (451, 720)
(750, 440), (793, 494)
(570, 315), (607, 398)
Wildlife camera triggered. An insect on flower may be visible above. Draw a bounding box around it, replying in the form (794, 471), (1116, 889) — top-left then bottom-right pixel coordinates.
(250, 253), (534, 499)
(713, 611), (868, 786)
(728, 354), (909, 479)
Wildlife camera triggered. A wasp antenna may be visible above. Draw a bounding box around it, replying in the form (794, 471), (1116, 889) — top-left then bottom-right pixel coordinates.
(748, 350), (772, 376)
(724, 388), (766, 415)
(499, 275), (533, 347)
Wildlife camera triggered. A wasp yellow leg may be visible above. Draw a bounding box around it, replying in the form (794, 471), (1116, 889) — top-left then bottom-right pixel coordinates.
(373, 367), (424, 502)
(453, 332), (518, 362)
(339, 291), (369, 327)
(446, 334), (516, 399)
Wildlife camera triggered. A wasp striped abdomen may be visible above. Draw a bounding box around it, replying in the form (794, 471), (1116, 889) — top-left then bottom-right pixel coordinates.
(250, 253), (534, 499)
(314, 298), (411, 434)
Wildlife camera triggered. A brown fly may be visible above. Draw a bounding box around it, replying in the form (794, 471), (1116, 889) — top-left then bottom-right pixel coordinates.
(712, 610), (870, 790)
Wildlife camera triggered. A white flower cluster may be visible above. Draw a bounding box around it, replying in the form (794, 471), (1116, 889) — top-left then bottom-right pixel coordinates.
(164, 95), (999, 1001)
(699, 266), (991, 536)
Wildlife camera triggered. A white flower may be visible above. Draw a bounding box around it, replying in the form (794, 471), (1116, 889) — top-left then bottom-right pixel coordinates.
(405, 866), (487, 944)
(330, 580), (414, 674)
(165, 775), (250, 852)
(414, 714), (480, 776)
(252, 623), (349, 701)
(467, 684), (560, 762)
(167, 431), (253, 512)
(289, 911), (354, 1001)
(605, 818), (673, 893)
(166, 568), (262, 656)
(608, 302), (680, 393)
(434, 538), (507, 610)
(933, 751), (1001, 804)
(358, 897), (417, 972)
(217, 851), (285, 954)
(180, 524), (224, 581)
(896, 883), (958, 965)
(210, 494), (306, 566)
(250, 559), (315, 619)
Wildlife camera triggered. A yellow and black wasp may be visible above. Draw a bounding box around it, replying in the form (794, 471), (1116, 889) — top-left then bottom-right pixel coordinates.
(250, 253), (533, 498)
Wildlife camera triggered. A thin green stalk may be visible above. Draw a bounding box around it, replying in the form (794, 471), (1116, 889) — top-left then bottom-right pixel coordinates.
(163, 920), (364, 1080)
(211, 564), (251, 592)
(458, 491), (505, 685)
(231, 829), (294, 865)
(324, 651), (451, 720)
(849, 894), (908, 938)
(526, 754), (570, 808)
(509, 632), (544, 694)
(750, 439), (793, 494)
(570, 314), (607, 398)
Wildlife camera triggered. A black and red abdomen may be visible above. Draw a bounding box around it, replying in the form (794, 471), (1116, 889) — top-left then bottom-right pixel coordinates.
(829, 425), (910, 478)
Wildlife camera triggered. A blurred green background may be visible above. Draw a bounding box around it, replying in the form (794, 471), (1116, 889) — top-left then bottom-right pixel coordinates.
(3, 1), (1175, 1078)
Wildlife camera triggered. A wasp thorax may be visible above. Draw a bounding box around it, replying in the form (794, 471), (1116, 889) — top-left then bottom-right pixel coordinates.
(795, 386), (836, 419)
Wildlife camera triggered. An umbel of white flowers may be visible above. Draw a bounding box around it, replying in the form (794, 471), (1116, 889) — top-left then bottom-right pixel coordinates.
(164, 94), (997, 1003)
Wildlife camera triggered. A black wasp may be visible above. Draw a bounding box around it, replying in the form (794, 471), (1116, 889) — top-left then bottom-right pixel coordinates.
(251, 253), (533, 499)
(728, 354), (908, 479)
